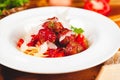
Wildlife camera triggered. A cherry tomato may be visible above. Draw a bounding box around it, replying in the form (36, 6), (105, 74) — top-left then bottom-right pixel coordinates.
(84, 0), (111, 16)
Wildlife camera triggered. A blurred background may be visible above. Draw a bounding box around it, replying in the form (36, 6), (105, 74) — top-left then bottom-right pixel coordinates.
(0, 0), (120, 28)
(0, 0), (120, 18)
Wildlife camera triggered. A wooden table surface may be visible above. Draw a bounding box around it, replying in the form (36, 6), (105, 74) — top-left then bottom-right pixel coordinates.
(0, 2), (120, 80)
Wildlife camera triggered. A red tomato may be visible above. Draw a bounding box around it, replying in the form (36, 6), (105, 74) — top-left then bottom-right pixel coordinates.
(76, 34), (84, 44)
(76, 34), (88, 50)
(45, 48), (64, 57)
(17, 38), (24, 48)
(27, 35), (39, 46)
(84, 0), (111, 16)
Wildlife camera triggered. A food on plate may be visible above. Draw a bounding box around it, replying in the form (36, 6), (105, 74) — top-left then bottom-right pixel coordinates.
(17, 17), (88, 58)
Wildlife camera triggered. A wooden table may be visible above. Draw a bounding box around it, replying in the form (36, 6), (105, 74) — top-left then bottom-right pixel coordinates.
(0, 3), (120, 80)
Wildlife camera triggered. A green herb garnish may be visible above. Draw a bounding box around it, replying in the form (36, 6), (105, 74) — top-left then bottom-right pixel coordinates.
(71, 25), (84, 34)
(0, 10), (2, 15)
(0, 0), (29, 15)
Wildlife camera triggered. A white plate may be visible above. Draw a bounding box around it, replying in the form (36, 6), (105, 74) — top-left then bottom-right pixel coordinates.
(0, 6), (120, 74)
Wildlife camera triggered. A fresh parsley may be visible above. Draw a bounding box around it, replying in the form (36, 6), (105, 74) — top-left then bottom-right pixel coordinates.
(71, 25), (84, 34)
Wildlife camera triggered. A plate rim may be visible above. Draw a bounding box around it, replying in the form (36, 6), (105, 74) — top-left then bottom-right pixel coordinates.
(0, 6), (120, 74)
